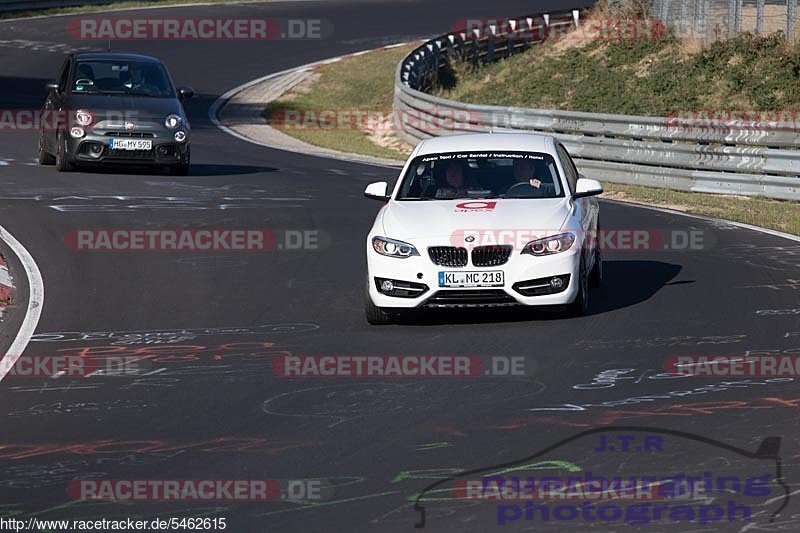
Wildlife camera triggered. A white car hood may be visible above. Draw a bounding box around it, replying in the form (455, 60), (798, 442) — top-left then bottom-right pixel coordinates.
(379, 198), (572, 240)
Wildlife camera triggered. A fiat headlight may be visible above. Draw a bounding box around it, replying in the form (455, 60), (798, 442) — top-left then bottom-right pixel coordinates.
(165, 114), (183, 129)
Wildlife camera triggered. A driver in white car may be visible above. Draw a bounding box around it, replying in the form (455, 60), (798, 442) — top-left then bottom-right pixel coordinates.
(507, 158), (556, 197)
(512, 158), (543, 188)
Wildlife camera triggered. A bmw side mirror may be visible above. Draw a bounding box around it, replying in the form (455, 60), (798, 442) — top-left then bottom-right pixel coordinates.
(177, 86), (194, 100)
(364, 181), (389, 201)
(45, 81), (60, 93)
(573, 177), (603, 199)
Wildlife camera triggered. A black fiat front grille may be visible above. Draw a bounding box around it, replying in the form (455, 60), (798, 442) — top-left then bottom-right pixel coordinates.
(428, 247), (468, 267)
(105, 148), (155, 159)
(105, 132), (155, 138)
(471, 245), (513, 267)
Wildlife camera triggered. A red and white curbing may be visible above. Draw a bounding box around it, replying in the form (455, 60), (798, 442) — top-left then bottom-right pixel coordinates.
(0, 255), (14, 319)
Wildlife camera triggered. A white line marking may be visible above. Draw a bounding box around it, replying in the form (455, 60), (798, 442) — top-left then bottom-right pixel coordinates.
(0, 225), (44, 383)
(602, 198), (800, 244)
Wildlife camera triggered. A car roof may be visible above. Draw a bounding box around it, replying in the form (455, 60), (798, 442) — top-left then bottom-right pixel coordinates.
(415, 132), (555, 156)
(73, 52), (163, 63)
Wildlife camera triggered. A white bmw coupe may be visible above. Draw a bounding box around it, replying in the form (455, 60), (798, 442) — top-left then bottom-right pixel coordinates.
(364, 133), (603, 324)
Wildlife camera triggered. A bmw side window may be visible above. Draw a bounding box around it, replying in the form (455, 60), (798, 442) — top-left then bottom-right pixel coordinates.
(400, 160), (434, 198)
(557, 144), (578, 193)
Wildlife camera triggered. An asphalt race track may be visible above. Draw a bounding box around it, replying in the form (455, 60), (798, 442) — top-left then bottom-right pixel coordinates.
(0, 1), (799, 531)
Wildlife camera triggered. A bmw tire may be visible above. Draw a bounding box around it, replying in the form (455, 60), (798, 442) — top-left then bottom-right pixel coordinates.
(365, 283), (394, 325)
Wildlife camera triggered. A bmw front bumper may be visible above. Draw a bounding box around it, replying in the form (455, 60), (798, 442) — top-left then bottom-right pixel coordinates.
(366, 239), (582, 309)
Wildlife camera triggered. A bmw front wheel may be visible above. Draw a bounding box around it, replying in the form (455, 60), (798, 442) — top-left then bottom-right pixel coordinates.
(365, 283), (394, 325)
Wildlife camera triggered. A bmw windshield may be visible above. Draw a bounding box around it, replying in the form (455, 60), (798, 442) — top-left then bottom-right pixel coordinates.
(396, 151), (565, 200)
(70, 60), (176, 98)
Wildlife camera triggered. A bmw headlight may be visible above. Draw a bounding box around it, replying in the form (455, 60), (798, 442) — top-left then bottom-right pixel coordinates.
(165, 114), (183, 129)
(521, 232), (576, 256)
(372, 236), (419, 258)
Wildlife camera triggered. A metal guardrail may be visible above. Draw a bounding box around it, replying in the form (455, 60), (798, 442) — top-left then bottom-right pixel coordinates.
(0, 0), (118, 12)
(393, 11), (800, 201)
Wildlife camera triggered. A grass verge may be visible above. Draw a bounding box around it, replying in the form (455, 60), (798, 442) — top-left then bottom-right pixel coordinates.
(263, 32), (800, 236)
(602, 183), (800, 235)
(437, 29), (800, 116)
(264, 44), (416, 160)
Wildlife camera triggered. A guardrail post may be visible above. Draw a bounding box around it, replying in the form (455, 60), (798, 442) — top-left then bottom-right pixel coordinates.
(518, 17), (530, 51)
(447, 34), (456, 62)
(756, 0), (765, 34)
(727, 0), (736, 37)
(505, 19), (515, 58)
(678, 0), (689, 38)
(471, 28), (480, 68)
(542, 13), (550, 41)
(424, 46), (434, 91)
(431, 42), (440, 89)
(521, 17), (530, 48)
(789, 0), (797, 42)
(486, 23), (496, 63)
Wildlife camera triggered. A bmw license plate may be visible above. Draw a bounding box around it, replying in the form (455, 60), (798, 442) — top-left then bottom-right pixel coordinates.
(109, 138), (152, 150)
(438, 271), (504, 288)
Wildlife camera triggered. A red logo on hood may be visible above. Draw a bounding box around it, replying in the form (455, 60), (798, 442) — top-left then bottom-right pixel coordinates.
(455, 201), (496, 212)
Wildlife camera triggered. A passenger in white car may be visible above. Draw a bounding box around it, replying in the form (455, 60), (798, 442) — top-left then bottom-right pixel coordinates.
(434, 160), (470, 199)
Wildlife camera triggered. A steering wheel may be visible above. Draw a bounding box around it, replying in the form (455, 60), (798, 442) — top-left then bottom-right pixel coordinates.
(505, 182), (543, 198)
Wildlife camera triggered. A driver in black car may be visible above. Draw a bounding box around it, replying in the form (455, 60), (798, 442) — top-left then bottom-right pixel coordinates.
(123, 63), (146, 90)
(122, 63), (164, 93)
